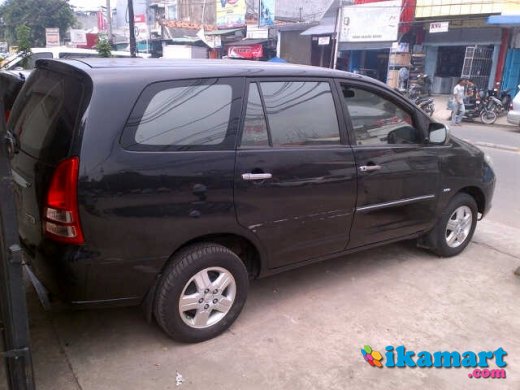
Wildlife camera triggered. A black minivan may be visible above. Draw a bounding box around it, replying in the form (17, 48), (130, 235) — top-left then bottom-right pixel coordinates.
(5, 59), (495, 342)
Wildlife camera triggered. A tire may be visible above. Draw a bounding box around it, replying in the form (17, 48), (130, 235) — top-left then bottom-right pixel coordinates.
(425, 193), (478, 257)
(154, 243), (249, 343)
(480, 110), (497, 125)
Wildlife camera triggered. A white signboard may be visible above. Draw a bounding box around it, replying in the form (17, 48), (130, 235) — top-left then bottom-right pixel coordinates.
(429, 22), (449, 33)
(247, 25), (269, 40)
(70, 29), (87, 45)
(45, 28), (60, 47)
(318, 36), (330, 46)
(340, 0), (401, 42)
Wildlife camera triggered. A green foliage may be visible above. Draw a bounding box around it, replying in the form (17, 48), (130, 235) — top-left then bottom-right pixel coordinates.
(15, 25), (32, 53)
(0, 0), (76, 47)
(95, 36), (112, 58)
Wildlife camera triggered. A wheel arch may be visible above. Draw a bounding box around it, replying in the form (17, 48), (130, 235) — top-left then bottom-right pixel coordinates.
(458, 186), (486, 216)
(142, 233), (264, 322)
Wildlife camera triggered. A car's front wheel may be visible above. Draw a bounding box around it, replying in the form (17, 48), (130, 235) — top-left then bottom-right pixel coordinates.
(426, 193), (478, 257)
(154, 243), (249, 343)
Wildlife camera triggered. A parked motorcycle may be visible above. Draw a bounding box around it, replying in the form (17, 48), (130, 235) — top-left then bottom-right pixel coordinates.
(456, 97), (497, 124)
(408, 74), (432, 98)
(393, 88), (435, 116)
(489, 82), (512, 113)
(413, 96), (435, 116)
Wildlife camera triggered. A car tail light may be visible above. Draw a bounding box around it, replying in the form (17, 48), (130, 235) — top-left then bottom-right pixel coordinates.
(5, 110), (10, 123)
(43, 157), (84, 244)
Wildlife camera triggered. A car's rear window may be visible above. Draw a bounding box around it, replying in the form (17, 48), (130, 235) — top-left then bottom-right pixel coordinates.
(9, 68), (88, 163)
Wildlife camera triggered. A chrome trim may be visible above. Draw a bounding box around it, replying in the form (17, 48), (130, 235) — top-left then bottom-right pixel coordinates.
(242, 173), (272, 181)
(359, 165), (382, 172)
(356, 194), (435, 212)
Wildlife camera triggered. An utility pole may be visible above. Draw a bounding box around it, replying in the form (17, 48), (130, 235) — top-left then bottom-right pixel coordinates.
(106, 0), (113, 43)
(128, 0), (137, 57)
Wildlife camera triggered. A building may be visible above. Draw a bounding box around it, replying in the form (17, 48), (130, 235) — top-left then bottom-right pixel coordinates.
(414, 0), (520, 92)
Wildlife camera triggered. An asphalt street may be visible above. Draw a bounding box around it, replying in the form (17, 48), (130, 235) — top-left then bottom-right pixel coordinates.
(2, 109), (520, 390)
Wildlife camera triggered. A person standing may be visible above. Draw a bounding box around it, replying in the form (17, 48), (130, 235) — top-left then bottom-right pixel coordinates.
(452, 79), (466, 126)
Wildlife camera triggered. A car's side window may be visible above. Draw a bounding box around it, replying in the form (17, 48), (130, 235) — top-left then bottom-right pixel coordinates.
(259, 81), (340, 147)
(122, 79), (238, 151)
(340, 84), (419, 146)
(241, 83), (269, 147)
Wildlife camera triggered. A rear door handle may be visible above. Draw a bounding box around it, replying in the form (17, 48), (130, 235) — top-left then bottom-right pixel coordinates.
(359, 165), (382, 172)
(242, 173), (272, 181)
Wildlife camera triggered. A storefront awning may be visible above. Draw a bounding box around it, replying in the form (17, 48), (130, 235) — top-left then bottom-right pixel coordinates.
(487, 15), (520, 26)
(338, 41), (394, 51)
(300, 16), (336, 36)
(227, 39), (269, 46)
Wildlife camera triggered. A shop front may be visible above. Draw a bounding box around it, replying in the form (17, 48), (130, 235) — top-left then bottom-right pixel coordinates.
(422, 25), (502, 92)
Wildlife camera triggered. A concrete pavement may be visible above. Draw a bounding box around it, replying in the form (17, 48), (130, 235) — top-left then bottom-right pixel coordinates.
(14, 217), (520, 390)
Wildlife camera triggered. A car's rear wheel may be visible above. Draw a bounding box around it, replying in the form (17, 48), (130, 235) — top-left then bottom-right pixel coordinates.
(154, 243), (249, 343)
(425, 193), (478, 257)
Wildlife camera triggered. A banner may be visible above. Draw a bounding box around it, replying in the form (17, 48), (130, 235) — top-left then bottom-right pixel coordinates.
(259, 0), (275, 26)
(216, 0), (246, 28)
(340, 1), (401, 42)
(70, 29), (87, 46)
(228, 44), (263, 59)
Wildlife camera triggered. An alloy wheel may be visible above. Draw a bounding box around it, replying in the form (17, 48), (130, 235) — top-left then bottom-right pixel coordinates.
(445, 206), (473, 248)
(178, 267), (236, 329)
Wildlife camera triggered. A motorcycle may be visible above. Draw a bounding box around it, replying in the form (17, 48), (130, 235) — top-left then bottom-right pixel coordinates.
(408, 74), (432, 98)
(413, 96), (435, 116)
(394, 88), (435, 116)
(455, 96), (497, 125)
(489, 82), (513, 112)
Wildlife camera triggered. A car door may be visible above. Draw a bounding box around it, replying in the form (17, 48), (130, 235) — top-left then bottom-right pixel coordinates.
(337, 80), (441, 249)
(234, 79), (357, 269)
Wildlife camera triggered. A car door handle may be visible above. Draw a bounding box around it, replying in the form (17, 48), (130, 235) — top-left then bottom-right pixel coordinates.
(242, 173), (272, 181)
(359, 165), (382, 172)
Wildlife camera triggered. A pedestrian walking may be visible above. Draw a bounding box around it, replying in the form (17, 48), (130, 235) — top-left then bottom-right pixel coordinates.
(451, 78), (467, 126)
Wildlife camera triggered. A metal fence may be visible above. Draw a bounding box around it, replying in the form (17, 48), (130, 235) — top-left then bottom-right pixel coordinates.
(461, 46), (494, 91)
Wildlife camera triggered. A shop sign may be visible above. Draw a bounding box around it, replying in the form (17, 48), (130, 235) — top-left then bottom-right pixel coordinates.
(340, 0), (401, 43)
(318, 36), (331, 46)
(228, 43), (263, 59)
(70, 29), (87, 46)
(217, 0), (246, 28)
(429, 22), (449, 33)
(45, 28), (60, 47)
(247, 25), (269, 40)
(415, 0), (503, 18)
(133, 14), (148, 40)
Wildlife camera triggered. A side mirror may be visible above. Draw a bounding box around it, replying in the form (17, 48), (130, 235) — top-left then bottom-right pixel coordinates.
(428, 122), (448, 144)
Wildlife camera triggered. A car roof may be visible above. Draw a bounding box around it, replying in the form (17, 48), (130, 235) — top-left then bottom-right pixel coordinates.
(48, 58), (366, 81)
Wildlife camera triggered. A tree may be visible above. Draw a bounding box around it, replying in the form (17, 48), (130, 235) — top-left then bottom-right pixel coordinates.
(95, 36), (112, 58)
(0, 0), (76, 47)
(15, 25), (31, 53)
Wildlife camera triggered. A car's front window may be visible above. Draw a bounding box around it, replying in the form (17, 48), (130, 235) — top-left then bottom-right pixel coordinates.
(341, 84), (419, 146)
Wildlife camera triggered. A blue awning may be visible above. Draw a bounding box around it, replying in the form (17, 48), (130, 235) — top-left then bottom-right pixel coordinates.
(487, 15), (520, 26)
